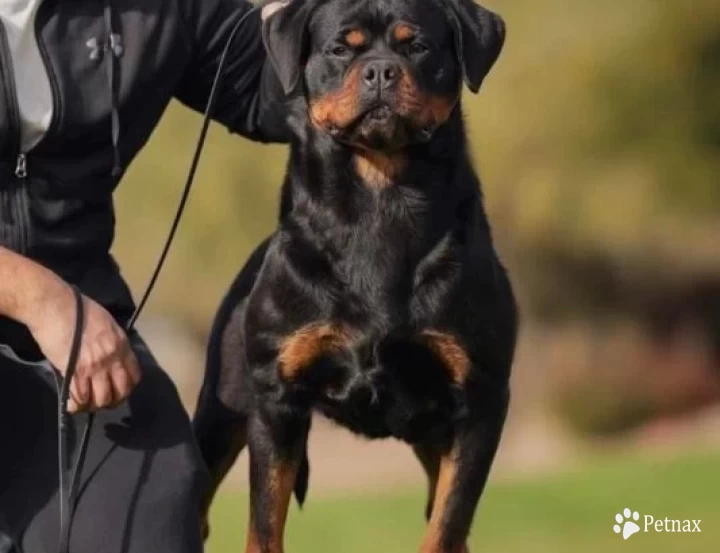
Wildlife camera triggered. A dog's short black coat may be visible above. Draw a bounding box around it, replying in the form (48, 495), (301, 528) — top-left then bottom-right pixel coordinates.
(193, 1), (517, 552)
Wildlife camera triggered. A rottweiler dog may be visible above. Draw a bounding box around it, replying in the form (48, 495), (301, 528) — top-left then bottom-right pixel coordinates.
(193, 0), (517, 551)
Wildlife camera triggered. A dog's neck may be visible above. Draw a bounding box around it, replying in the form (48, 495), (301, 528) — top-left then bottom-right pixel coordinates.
(285, 103), (474, 198)
(278, 104), (490, 264)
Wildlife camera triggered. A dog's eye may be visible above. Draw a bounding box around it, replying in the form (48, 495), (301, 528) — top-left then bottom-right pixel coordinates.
(410, 42), (429, 55)
(331, 45), (349, 56)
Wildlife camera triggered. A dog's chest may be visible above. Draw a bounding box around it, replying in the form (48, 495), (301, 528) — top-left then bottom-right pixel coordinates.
(305, 332), (462, 443)
(324, 212), (461, 327)
(277, 320), (470, 443)
(277, 200), (468, 442)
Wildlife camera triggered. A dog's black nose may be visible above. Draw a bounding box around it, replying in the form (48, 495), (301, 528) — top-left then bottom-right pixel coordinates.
(362, 60), (400, 89)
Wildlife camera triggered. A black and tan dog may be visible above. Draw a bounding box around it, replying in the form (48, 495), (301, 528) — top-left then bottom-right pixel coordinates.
(193, 0), (517, 551)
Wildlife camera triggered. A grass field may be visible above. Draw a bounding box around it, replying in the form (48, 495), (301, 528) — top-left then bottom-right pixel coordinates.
(207, 449), (718, 553)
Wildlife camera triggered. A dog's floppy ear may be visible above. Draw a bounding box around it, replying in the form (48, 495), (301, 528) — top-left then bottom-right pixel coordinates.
(446, 0), (506, 93)
(261, 0), (315, 95)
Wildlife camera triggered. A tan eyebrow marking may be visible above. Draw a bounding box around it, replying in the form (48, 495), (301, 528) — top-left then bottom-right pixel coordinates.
(393, 23), (415, 42)
(345, 29), (367, 47)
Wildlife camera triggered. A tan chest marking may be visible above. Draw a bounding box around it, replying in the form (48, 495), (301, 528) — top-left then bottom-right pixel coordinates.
(353, 150), (407, 190)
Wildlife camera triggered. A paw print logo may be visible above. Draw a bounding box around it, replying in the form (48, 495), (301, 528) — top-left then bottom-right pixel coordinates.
(614, 508), (641, 540)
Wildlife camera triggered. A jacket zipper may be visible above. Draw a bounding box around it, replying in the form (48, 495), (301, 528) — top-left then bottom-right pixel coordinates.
(15, 153), (27, 178)
(0, 21), (31, 252)
(0, 3), (60, 175)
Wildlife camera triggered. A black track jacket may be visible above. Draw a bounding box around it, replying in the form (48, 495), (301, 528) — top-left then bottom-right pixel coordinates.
(0, 0), (287, 354)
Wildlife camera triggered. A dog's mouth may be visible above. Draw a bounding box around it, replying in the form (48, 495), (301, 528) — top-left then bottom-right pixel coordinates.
(321, 103), (396, 133)
(330, 102), (429, 151)
(309, 71), (454, 150)
(363, 104), (394, 123)
(354, 104), (401, 137)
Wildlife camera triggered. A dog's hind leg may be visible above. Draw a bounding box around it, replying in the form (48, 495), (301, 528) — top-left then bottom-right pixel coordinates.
(193, 238), (272, 539)
(195, 402), (248, 540)
(413, 443), (441, 522)
(193, 298), (251, 539)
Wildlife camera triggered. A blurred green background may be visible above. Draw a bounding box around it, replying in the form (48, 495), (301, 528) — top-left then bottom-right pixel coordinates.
(111, 0), (720, 550)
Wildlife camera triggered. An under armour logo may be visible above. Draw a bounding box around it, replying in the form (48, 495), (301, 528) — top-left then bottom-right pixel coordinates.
(86, 34), (124, 61)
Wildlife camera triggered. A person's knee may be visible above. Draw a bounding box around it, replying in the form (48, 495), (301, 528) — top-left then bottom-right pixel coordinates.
(157, 441), (209, 509)
(133, 443), (208, 553)
(76, 443), (209, 553)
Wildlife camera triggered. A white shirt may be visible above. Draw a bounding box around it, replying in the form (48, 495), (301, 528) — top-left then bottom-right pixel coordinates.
(0, 0), (54, 151)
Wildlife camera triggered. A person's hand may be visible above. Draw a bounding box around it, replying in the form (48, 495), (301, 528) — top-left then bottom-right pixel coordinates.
(261, 0), (292, 21)
(24, 278), (141, 413)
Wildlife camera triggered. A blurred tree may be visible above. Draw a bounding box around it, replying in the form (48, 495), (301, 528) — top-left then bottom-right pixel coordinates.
(585, 0), (720, 214)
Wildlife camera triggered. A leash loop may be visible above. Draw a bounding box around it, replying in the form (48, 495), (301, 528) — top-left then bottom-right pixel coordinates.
(57, 286), (84, 553)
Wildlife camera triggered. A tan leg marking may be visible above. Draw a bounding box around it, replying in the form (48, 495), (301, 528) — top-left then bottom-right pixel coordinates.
(246, 461), (299, 553)
(421, 331), (471, 385)
(419, 448), (467, 553)
(278, 323), (355, 379)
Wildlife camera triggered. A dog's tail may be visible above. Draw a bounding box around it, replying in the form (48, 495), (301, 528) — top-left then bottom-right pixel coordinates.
(294, 448), (310, 508)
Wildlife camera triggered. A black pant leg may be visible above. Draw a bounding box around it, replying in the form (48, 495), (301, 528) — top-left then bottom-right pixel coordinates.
(0, 347), (61, 546)
(0, 336), (209, 553)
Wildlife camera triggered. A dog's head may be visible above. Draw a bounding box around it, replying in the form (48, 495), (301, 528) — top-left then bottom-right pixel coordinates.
(262, 0), (505, 151)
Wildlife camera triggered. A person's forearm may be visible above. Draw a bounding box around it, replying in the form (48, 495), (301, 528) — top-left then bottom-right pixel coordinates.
(0, 246), (70, 326)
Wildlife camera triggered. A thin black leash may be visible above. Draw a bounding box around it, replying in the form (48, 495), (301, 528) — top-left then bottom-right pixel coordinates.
(56, 7), (260, 553)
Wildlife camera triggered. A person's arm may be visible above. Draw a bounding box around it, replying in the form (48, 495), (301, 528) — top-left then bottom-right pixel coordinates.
(0, 246), (74, 329)
(174, 0), (290, 143)
(0, 247), (141, 412)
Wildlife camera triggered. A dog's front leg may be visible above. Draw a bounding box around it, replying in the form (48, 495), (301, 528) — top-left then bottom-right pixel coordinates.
(418, 391), (509, 553)
(246, 407), (310, 553)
